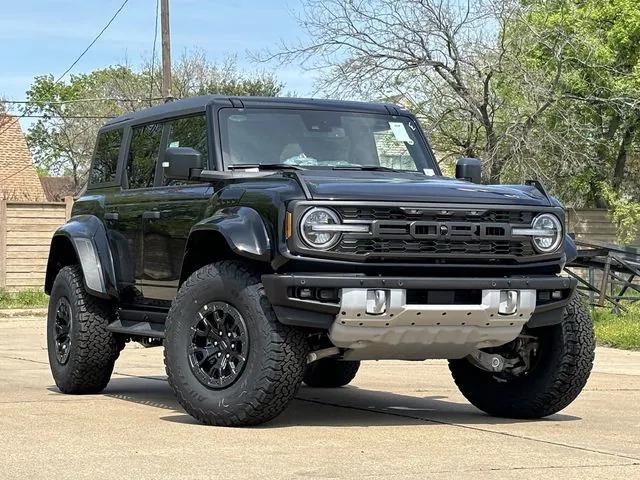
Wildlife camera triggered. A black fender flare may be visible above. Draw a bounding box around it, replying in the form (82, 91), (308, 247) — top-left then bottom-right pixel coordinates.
(564, 234), (578, 265)
(187, 206), (272, 263)
(45, 215), (118, 299)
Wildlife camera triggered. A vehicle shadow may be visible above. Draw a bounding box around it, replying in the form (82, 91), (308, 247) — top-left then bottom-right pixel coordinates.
(89, 376), (581, 428)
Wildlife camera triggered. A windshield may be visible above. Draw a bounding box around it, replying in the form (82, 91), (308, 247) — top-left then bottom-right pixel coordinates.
(219, 108), (436, 173)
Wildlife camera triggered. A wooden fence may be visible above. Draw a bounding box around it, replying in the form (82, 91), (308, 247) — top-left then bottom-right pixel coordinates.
(566, 209), (628, 245)
(0, 199), (72, 292)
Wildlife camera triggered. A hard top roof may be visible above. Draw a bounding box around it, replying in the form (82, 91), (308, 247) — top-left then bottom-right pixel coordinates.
(103, 95), (406, 127)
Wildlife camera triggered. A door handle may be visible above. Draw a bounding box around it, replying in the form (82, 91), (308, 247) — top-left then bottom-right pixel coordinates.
(105, 212), (119, 221)
(142, 211), (161, 219)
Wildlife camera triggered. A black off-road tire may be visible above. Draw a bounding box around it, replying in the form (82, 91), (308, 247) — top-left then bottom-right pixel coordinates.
(47, 265), (122, 394)
(164, 261), (309, 427)
(449, 295), (595, 419)
(303, 359), (360, 388)
(449, 295), (594, 418)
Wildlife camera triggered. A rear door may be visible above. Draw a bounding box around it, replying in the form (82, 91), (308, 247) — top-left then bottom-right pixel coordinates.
(104, 121), (164, 300)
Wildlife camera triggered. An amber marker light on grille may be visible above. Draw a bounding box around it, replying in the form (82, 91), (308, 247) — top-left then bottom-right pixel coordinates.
(285, 212), (293, 239)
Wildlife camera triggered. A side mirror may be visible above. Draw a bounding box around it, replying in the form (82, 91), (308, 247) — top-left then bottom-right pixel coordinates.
(455, 157), (482, 184)
(163, 147), (202, 181)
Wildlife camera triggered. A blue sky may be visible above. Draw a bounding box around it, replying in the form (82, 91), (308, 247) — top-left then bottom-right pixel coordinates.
(0, 0), (317, 127)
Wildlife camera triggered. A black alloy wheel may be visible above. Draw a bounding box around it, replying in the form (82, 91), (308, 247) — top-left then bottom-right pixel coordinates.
(164, 261), (309, 426)
(54, 297), (73, 364)
(188, 302), (249, 389)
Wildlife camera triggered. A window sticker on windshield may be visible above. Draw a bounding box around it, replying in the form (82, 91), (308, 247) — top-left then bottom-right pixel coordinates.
(388, 122), (413, 144)
(169, 141), (180, 148)
(424, 168), (435, 176)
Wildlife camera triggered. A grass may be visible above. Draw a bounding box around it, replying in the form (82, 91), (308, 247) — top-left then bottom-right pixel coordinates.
(0, 289), (49, 309)
(592, 302), (640, 351)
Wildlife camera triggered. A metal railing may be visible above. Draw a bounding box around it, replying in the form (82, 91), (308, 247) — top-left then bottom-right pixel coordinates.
(566, 240), (640, 313)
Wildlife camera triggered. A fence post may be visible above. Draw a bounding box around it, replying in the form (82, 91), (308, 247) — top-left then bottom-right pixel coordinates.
(598, 254), (612, 307)
(64, 196), (74, 220)
(0, 200), (6, 290)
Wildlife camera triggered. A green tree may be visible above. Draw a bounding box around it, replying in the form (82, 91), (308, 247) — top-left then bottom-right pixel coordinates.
(516, 0), (640, 204)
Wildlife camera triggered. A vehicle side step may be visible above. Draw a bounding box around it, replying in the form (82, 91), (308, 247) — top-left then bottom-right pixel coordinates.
(106, 319), (166, 338)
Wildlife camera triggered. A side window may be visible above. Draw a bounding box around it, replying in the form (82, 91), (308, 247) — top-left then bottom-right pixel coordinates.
(163, 115), (208, 185)
(127, 123), (163, 189)
(90, 129), (122, 185)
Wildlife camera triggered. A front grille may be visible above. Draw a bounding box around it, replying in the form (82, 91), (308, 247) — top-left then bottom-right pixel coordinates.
(332, 205), (540, 261)
(339, 238), (535, 257)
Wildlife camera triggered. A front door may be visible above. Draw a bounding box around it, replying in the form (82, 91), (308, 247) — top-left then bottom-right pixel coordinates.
(140, 114), (211, 301)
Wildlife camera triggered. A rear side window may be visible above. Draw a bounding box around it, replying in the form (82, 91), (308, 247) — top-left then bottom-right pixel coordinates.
(127, 123), (163, 189)
(90, 129), (122, 185)
(163, 115), (208, 185)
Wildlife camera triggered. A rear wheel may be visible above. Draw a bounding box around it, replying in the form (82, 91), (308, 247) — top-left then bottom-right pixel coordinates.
(47, 265), (122, 394)
(449, 295), (594, 418)
(164, 261), (309, 426)
(303, 359), (360, 388)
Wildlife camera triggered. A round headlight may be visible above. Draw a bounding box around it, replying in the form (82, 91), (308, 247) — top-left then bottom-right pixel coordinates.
(300, 207), (341, 249)
(531, 213), (562, 253)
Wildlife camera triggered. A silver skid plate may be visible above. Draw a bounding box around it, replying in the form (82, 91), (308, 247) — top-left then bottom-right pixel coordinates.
(329, 289), (536, 360)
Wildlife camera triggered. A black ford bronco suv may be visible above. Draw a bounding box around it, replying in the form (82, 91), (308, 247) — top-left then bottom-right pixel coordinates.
(45, 95), (594, 426)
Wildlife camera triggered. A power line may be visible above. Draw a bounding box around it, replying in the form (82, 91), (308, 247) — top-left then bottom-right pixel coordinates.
(55, 0), (131, 83)
(13, 114), (117, 119)
(0, 0), (131, 140)
(0, 1), (133, 186)
(1, 97), (164, 106)
(0, 164), (36, 184)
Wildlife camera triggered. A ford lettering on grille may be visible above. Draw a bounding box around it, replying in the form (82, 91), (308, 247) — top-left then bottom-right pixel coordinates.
(370, 220), (511, 240)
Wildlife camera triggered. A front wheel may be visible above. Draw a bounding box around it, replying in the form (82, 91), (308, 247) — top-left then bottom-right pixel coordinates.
(164, 261), (309, 427)
(449, 295), (594, 419)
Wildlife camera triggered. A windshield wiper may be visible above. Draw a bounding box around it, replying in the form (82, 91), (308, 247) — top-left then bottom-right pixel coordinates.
(332, 165), (405, 172)
(228, 163), (304, 171)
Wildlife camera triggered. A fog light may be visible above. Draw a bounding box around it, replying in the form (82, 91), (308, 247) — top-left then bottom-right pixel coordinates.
(298, 288), (313, 299)
(551, 290), (563, 300)
(498, 290), (519, 315)
(366, 290), (388, 315)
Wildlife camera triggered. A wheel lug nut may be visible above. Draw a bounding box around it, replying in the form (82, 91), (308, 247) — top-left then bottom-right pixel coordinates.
(217, 353), (221, 357)
(226, 353), (230, 358)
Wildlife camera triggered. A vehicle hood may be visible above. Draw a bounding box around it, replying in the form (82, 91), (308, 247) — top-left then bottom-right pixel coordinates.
(298, 170), (551, 206)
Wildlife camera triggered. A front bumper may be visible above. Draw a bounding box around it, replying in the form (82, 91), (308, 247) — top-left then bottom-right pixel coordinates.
(262, 274), (576, 329)
(263, 274), (576, 360)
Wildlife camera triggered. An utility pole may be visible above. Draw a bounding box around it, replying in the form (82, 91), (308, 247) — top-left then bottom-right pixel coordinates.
(160, 0), (172, 101)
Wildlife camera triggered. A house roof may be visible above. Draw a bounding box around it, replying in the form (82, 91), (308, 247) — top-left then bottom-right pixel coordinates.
(0, 115), (45, 201)
(40, 176), (75, 202)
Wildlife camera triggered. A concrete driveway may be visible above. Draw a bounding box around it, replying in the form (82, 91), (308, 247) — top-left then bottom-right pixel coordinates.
(1, 313), (639, 479)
